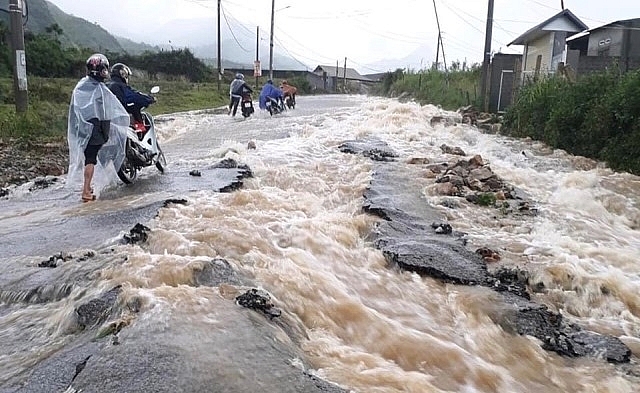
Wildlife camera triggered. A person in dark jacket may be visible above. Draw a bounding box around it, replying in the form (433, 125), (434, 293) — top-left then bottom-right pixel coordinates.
(228, 73), (253, 116)
(258, 79), (284, 111)
(107, 63), (155, 126)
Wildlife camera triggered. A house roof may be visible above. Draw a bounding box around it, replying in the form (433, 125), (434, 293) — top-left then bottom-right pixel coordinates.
(508, 9), (588, 46)
(313, 65), (373, 81)
(567, 18), (640, 42)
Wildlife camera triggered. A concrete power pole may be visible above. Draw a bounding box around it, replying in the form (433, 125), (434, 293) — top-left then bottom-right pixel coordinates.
(343, 57), (347, 89)
(9, 0), (27, 113)
(480, 0), (494, 112)
(269, 0), (275, 80)
(561, 1), (565, 10)
(255, 26), (260, 89)
(432, 0), (447, 72)
(217, 0), (222, 91)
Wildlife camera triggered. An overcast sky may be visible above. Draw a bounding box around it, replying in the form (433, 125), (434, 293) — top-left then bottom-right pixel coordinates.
(48, 0), (637, 72)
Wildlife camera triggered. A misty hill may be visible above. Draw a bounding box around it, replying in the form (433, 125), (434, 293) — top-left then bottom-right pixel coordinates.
(0, 0), (156, 54)
(133, 17), (309, 70)
(364, 44), (436, 73)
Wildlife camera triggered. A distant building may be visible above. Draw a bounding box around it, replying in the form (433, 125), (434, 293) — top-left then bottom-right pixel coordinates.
(508, 9), (588, 76)
(311, 65), (374, 92)
(566, 18), (640, 74)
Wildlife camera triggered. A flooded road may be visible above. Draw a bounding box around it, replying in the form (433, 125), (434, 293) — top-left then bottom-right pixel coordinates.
(1, 95), (639, 392)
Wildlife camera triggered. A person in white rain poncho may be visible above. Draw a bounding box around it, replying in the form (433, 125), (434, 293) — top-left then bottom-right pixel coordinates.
(67, 54), (130, 202)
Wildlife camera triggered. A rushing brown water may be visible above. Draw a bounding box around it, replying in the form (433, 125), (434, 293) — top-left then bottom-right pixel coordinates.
(1, 96), (639, 392)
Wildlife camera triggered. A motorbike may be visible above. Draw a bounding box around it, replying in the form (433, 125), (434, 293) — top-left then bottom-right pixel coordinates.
(117, 86), (167, 184)
(266, 96), (286, 116)
(241, 93), (254, 118)
(284, 94), (295, 109)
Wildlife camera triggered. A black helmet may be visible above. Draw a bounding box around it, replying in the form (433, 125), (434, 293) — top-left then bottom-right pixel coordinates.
(86, 53), (109, 81)
(110, 63), (132, 84)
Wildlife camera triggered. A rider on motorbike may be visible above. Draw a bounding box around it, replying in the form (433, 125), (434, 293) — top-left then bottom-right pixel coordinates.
(107, 63), (156, 130)
(228, 73), (253, 117)
(259, 79), (284, 111)
(280, 80), (297, 108)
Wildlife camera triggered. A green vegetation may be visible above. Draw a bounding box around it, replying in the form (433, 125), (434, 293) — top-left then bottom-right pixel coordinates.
(373, 63), (481, 110)
(0, 77), (228, 140)
(503, 69), (640, 175)
(0, 21), (230, 141)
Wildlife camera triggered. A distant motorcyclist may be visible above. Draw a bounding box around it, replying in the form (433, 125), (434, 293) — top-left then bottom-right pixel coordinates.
(107, 63), (155, 129)
(259, 79), (284, 111)
(280, 80), (297, 108)
(228, 73), (253, 116)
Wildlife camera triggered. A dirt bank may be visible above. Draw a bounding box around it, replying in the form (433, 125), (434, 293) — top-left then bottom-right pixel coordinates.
(0, 139), (68, 191)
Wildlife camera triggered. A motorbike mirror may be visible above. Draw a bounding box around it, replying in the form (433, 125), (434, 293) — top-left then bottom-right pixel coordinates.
(150, 86), (160, 94)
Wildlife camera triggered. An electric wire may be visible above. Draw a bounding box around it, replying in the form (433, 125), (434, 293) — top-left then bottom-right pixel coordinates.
(221, 4), (251, 52)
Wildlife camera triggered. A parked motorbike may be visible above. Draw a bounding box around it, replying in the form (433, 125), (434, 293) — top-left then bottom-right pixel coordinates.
(266, 96), (286, 116)
(117, 86), (166, 184)
(241, 93), (254, 118)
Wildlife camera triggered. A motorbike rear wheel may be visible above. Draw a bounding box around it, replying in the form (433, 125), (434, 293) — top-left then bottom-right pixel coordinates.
(117, 156), (137, 184)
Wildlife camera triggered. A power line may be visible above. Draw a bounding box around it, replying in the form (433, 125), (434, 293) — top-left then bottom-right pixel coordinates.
(221, 4), (251, 52)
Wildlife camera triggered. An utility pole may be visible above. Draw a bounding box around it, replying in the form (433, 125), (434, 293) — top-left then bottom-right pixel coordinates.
(335, 60), (339, 93)
(217, 0), (222, 91)
(9, 0), (27, 113)
(343, 57), (347, 89)
(432, 0), (447, 72)
(561, 0), (565, 10)
(269, 0), (275, 80)
(480, 0), (494, 112)
(255, 26), (260, 89)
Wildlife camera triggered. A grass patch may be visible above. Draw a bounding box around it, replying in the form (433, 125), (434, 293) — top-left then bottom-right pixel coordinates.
(373, 67), (481, 110)
(0, 77), (229, 141)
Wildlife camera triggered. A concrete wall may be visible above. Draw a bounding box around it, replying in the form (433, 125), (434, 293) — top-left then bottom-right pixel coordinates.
(524, 34), (553, 72)
(588, 28), (625, 56)
(574, 55), (640, 75)
(489, 54), (521, 113)
(628, 29), (640, 57)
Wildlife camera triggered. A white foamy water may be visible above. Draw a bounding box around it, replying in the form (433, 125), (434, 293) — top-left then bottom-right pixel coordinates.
(1, 96), (639, 392)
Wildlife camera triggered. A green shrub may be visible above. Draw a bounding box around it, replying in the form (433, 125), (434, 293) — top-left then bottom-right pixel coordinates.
(503, 69), (640, 175)
(372, 66), (481, 110)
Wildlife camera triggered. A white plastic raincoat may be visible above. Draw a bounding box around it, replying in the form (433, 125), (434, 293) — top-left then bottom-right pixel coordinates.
(67, 76), (130, 193)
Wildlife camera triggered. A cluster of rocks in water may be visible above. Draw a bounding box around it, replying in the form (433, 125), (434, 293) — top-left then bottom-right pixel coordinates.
(341, 135), (632, 364)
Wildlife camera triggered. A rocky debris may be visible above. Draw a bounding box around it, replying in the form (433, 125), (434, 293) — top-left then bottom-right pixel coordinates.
(458, 105), (480, 125)
(431, 222), (453, 234)
(28, 176), (60, 192)
(351, 139), (632, 363)
(440, 144), (466, 156)
(247, 140), (257, 150)
(429, 115), (460, 127)
(210, 158), (253, 193)
(163, 198), (188, 207)
(488, 267), (529, 299)
(338, 139), (397, 162)
(496, 292), (631, 363)
(476, 247), (501, 263)
(236, 288), (282, 319)
(123, 223), (151, 244)
(192, 258), (243, 287)
(38, 252), (73, 268)
(189, 169), (202, 177)
(432, 154), (537, 215)
(407, 156), (430, 165)
(75, 286), (122, 330)
(0, 139), (68, 188)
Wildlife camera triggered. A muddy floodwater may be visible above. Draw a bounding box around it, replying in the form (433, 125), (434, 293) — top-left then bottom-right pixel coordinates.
(1, 95), (639, 392)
